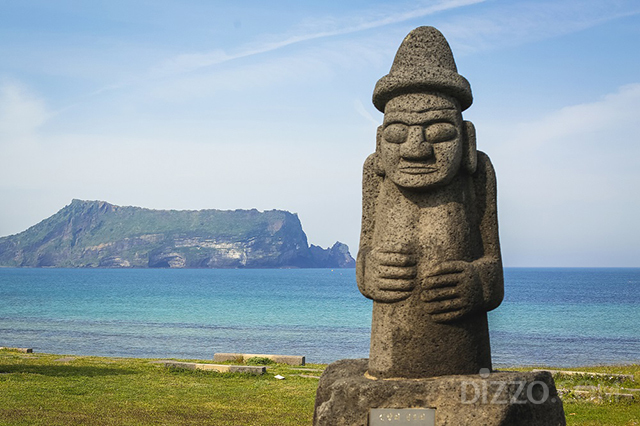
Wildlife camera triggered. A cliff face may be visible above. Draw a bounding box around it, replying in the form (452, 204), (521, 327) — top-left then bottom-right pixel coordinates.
(0, 200), (355, 269)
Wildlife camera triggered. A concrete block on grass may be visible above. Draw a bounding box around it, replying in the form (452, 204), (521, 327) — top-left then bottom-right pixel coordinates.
(214, 352), (305, 366)
(164, 361), (265, 375)
(0, 347), (33, 353)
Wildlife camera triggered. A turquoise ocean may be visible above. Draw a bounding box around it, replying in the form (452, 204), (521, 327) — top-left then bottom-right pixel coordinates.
(0, 268), (638, 366)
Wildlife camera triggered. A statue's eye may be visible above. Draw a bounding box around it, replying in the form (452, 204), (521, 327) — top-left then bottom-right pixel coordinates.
(425, 122), (457, 143)
(383, 123), (408, 144)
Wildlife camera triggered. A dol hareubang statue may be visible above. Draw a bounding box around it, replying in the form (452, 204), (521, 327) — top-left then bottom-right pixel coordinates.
(357, 26), (504, 379)
(314, 27), (566, 426)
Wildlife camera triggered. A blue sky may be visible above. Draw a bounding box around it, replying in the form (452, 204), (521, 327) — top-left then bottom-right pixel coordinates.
(1, 0), (639, 266)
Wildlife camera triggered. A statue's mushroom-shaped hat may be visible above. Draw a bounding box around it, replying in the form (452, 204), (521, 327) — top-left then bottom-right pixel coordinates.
(373, 26), (472, 112)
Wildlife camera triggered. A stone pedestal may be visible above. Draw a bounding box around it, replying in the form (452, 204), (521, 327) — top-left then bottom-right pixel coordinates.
(313, 359), (566, 426)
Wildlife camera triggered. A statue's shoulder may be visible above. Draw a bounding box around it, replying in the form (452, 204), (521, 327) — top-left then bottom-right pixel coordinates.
(362, 153), (383, 190)
(473, 151), (497, 199)
(475, 151), (493, 169)
(363, 153), (378, 174)
(474, 151), (496, 181)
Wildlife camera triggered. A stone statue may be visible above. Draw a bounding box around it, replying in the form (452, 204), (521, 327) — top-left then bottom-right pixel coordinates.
(357, 26), (503, 379)
(313, 26), (566, 426)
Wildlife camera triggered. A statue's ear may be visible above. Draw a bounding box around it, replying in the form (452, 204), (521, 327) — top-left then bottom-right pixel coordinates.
(373, 126), (385, 176)
(463, 121), (477, 174)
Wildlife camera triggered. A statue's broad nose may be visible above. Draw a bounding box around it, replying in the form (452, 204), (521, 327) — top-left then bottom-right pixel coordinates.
(401, 126), (433, 159)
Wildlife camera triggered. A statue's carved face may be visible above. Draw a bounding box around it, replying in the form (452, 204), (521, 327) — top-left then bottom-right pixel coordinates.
(380, 92), (463, 190)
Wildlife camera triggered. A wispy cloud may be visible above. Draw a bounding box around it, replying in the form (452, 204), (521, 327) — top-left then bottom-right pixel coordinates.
(0, 80), (50, 141)
(353, 99), (380, 126)
(439, 0), (640, 54)
(155, 0), (486, 76)
(156, 0), (640, 79)
(505, 83), (640, 155)
(101, 0), (640, 103)
(491, 83), (640, 264)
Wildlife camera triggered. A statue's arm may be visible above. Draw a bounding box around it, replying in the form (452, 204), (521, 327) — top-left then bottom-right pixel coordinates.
(419, 152), (503, 323)
(356, 154), (417, 303)
(473, 151), (504, 312)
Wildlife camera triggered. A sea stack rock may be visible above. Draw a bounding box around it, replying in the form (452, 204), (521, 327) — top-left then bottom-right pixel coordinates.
(313, 26), (566, 425)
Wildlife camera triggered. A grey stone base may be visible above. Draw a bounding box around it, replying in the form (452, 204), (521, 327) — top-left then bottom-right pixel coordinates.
(313, 359), (566, 426)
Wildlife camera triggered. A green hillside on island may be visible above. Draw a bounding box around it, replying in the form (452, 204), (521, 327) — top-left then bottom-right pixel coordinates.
(0, 200), (355, 269)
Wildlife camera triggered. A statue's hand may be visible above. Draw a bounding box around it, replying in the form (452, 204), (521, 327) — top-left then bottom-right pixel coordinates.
(420, 260), (483, 323)
(364, 244), (417, 303)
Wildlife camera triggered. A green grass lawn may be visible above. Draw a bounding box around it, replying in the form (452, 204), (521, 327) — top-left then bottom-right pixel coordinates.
(0, 349), (320, 425)
(1, 349), (638, 425)
(534, 365), (640, 426)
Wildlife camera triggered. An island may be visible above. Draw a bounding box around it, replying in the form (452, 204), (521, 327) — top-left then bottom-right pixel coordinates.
(0, 199), (355, 269)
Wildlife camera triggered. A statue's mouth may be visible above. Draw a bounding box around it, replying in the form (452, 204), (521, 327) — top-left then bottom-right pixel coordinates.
(399, 166), (436, 174)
